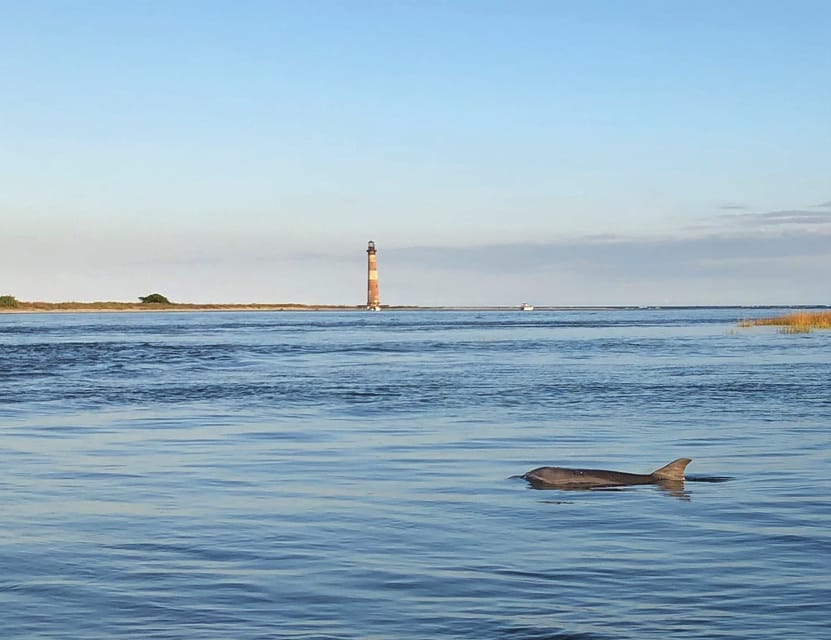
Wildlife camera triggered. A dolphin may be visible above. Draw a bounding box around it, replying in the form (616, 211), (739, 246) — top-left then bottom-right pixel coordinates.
(522, 458), (692, 490)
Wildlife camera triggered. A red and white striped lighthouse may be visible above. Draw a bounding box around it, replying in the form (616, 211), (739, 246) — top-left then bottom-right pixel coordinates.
(366, 240), (380, 310)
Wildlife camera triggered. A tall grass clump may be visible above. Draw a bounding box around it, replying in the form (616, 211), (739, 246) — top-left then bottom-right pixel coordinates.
(740, 311), (831, 333)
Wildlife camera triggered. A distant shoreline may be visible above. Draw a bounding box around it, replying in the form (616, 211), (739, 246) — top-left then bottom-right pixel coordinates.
(1, 302), (364, 314)
(1, 302), (828, 314)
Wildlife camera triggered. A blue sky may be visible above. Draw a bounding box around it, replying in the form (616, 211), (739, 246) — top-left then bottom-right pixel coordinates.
(2, 0), (829, 305)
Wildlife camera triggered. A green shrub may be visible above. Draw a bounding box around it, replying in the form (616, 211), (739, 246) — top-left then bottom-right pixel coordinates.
(0, 295), (19, 308)
(138, 293), (171, 304)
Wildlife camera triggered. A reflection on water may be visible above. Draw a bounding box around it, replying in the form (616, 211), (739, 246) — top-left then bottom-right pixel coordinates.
(522, 477), (691, 500)
(524, 475), (735, 501)
(0, 308), (829, 640)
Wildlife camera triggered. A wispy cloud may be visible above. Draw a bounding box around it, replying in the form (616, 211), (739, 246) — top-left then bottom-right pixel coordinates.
(813, 200), (831, 209)
(384, 223), (831, 305)
(721, 209), (831, 227)
(392, 227), (831, 278)
(717, 202), (751, 210)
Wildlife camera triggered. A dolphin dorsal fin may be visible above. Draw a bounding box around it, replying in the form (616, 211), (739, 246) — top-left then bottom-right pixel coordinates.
(651, 458), (692, 481)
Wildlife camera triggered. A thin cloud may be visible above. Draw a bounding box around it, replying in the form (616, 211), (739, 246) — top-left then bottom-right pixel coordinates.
(720, 209), (831, 227)
(717, 202), (751, 210)
(384, 226), (830, 306)
(392, 226), (831, 278)
(813, 200), (831, 209)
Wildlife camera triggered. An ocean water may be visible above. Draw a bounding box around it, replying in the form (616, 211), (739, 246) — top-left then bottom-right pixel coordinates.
(1, 308), (829, 639)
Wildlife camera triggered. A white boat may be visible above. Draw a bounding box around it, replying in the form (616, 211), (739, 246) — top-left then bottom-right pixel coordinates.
(520, 303), (534, 311)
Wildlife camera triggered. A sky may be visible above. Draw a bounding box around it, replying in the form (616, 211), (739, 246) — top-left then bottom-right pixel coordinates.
(2, 0), (829, 306)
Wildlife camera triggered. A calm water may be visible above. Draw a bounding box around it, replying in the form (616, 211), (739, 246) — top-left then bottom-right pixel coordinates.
(1, 309), (829, 639)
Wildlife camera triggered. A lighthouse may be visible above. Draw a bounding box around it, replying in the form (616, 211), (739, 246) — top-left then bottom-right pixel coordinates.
(366, 240), (381, 310)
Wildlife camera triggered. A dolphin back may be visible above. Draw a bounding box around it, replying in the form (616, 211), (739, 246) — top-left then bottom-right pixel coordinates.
(651, 458), (692, 481)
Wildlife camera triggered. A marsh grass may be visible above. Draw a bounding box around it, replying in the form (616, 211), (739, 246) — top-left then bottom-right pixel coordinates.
(739, 311), (831, 333)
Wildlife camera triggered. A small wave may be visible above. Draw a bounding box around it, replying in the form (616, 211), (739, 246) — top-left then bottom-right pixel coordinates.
(685, 475), (734, 483)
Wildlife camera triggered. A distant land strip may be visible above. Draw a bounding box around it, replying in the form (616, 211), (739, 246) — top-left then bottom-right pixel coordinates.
(0, 301), (593, 313)
(1, 301), (367, 313)
(1, 301), (828, 314)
